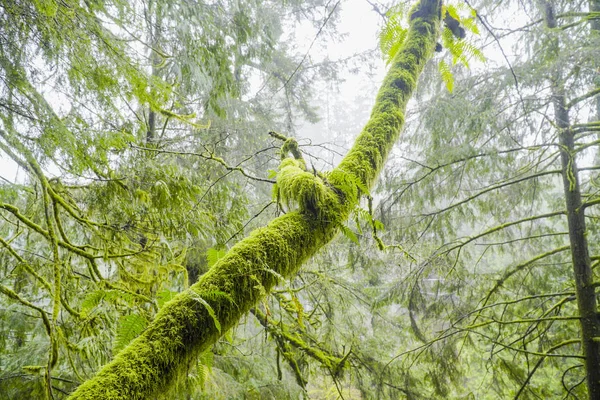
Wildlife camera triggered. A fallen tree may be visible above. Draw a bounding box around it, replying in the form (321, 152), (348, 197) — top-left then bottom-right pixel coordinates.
(68, 0), (442, 398)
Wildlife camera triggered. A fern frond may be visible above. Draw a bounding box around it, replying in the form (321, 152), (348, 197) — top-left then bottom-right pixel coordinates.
(461, 17), (480, 35)
(339, 224), (359, 245)
(81, 289), (139, 314)
(113, 313), (147, 353)
(379, 10), (408, 65)
(444, 4), (460, 20)
(189, 293), (221, 333)
(438, 59), (454, 92)
(196, 350), (214, 389)
(157, 290), (177, 308)
(456, 40), (485, 63)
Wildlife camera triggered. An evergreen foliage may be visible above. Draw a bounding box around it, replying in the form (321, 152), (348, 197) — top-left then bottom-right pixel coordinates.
(2, 0), (600, 399)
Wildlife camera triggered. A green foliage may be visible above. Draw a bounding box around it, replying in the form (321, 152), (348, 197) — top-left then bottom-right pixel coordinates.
(338, 223), (360, 245)
(0, 0), (347, 398)
(380, 2), (484, 93)
(351, 1), (600, 398)
(9, 0), (600, 399)
(63, 1), (441, 397)
(379, 5), (410, 65)
(113, 314), (148, 354)
(206, 248), (228, 268)
(438, 59), (454, 92)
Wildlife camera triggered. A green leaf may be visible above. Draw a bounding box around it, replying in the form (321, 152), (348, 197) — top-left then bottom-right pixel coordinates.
(444, 4), (460, 21)
(114, 314), (148, 353)
(339, 224), (359, 245)
(190, 293), (221, 333)
(206, 247), (227, 267)
(379, 10), (408, 65)
(438, 59), (454, 93)
(157, 290), (178, 309)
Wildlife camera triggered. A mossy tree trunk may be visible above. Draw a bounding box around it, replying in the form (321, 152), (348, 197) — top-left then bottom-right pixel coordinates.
(67, 1), (441, 398)
(555, 93), (600, 400)
(544, 3), (600, 398)
(592, 0), (600, 120)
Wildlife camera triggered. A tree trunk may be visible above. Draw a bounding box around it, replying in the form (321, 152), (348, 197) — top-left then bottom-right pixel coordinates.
(555, 92), (600, 400)
(544, 3), (600, 398)
(591, 0), (600, 120)
(67, 0), (441, 398)
(146, 0), (162, 145)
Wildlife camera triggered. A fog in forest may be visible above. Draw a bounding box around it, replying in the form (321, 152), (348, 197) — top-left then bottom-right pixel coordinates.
(1, 0), (599, 399)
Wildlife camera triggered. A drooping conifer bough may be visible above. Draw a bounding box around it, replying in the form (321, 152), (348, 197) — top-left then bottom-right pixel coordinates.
(68, 0), (442, 398)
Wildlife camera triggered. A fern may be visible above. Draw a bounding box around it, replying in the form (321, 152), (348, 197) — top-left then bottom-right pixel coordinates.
(378, 6), (409, 65)
(157, 290), (177, 308)
(379, 2), (485, 93)
(339, 224), (359, 245)
(113, 313), (147, 353)
(444, 4), (461, 20)
(438, 59), (454, 92)
(81, 288), (138, 315)
(189, 293), (221, 333)
(455, 40), (485, 63)
(436, 3), (486, 92)
(326, 168), (369, 201)
(195, 350), (214, 389)
(461, 16), (480, 35)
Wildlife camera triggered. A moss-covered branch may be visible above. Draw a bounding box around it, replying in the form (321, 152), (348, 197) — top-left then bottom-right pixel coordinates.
(68, 1), (441, 398)
(252, 307), (344, 374)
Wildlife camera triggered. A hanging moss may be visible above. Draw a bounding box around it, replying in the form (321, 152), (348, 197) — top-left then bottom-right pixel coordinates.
(68, 1), (440, 398)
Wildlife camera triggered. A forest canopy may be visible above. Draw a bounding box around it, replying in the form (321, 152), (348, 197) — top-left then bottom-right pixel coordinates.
(1, 0), (600, 399)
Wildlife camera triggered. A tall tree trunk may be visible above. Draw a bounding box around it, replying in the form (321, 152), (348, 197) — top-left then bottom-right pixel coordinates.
(592, 0), (600, 120)
(67, 0), (442, 398)
(544, 3), (600, 398)
(592, 0), (600, 31)
(146, 0), (162, 144)
(555, 92), (600, 400)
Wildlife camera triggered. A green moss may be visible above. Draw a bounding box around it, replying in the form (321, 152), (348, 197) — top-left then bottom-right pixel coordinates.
(280, 138), (304, 161)
(69, 211), (338, 399)
(68, 1), (441, 398)
(334, 2), (438, 194)
(274, 158), (341, 218)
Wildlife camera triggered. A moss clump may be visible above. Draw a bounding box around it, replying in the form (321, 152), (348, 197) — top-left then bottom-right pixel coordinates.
(274, 158), (341, 218)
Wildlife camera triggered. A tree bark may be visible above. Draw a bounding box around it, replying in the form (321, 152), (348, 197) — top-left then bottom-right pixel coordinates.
(591, 0), (600, 120)
(544, 3), (600, 398)
(555, 92), (600, 400)
(146, 0), (162, 145)
(67, 0), (441, 398)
